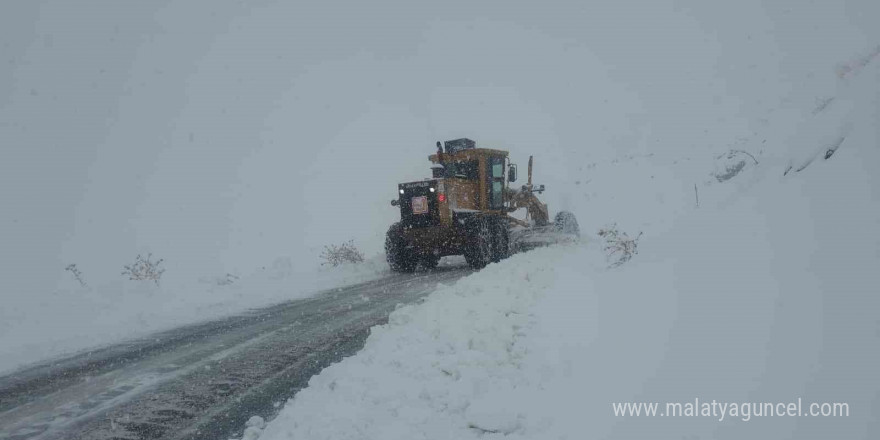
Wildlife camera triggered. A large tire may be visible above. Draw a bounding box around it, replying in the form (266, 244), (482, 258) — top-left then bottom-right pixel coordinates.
(554, 211), (580, 236)
(421, 254), (440, 270)
(385, 223), (417, 272)
(464, 217), (493, 269)
(491, 219), (510, 263)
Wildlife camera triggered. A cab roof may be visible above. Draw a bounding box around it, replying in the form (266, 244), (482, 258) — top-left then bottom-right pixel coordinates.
(429, 147), (509, 164)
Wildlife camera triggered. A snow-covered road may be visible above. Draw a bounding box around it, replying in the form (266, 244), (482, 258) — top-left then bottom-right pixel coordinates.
(0, 264), (472, 440)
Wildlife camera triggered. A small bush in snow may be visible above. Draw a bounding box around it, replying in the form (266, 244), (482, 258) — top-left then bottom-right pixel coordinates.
(65, 263), (87, 287)
(713, 149), (759, 183)
(598, 224), (642, 268)
(217, 273), (239, 286)
(122, 253), (165, 284)
(320, 240), (365, 267)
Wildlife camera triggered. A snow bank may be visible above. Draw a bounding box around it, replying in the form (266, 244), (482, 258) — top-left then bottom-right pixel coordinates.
(258, 244), (595, 439)
(261, 170), (878, 438)
(0, 256), (389, 375)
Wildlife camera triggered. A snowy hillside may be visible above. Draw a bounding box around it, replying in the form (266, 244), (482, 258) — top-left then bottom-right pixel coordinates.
(256, 62), (880, 437)
(249, 28), (880, 440)
(3, 0), (876, 298)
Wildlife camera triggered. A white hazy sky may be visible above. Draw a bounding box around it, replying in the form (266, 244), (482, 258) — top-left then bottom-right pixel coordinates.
(2, 0), (877, 294)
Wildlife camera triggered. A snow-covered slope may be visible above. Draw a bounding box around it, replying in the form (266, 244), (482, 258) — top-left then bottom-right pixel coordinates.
(3, 0), (876, 300)
(255, 50), (880, 440)
(258, 158), (879, 438)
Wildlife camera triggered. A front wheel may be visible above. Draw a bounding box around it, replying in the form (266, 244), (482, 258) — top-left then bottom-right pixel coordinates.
(554, 211), (580, 236)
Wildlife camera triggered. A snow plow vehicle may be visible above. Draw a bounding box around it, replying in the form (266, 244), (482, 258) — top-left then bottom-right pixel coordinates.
(385, 138), (579, 272)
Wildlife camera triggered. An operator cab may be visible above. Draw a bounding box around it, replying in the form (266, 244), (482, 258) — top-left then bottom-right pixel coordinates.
(428, 138), (512, 212)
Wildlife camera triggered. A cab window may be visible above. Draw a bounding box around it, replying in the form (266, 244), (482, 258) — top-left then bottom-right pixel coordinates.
(440, 160), (478, 180)
(489, 157), (505, 209)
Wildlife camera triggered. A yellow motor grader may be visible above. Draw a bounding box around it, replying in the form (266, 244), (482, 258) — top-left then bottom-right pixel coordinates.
(386, 138), (579, 272)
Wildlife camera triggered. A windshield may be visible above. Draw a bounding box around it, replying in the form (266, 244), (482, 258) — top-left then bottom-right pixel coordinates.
(436, 160), (479, 180)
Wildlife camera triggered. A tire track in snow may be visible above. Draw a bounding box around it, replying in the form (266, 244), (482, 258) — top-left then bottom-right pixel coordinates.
(0, 265), (472, 440)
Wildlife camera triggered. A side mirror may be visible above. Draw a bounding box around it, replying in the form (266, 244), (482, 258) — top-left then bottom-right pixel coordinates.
(508, 164), (518, 182)
(391, 199), (400, 207)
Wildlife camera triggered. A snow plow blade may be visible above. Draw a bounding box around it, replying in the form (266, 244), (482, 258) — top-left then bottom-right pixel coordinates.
(509, 211), (580, 253)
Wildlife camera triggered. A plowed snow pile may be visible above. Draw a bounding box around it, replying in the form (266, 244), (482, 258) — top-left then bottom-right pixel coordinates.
(257, 52), (880, 440)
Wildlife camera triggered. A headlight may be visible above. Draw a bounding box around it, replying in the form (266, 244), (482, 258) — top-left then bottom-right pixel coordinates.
(429, 187), (435, 192)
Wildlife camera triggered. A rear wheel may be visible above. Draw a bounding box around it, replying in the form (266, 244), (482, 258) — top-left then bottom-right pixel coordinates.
(385, 223), (417, 272)
(464, 217), (493, 269)
(421, 254), (440, 270)
(491, 219), (510, 262)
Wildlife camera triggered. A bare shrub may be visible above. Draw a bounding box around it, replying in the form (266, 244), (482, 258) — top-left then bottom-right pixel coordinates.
(122, 253), (165, 284)
(65, 263), (87, 287)
(836, 44), (880, 80)
(598, 224), (642, 268)
(217, 273), (239, 286)
(713, 149), (758, 183)
(320, 240), (365, 267)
